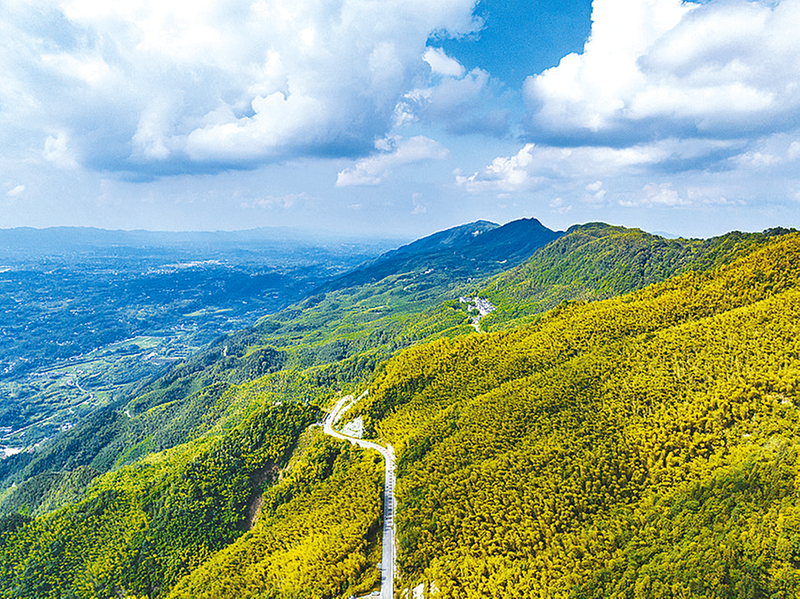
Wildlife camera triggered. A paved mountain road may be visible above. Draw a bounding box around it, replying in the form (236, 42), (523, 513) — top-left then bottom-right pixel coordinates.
(323, 395), (396, 599)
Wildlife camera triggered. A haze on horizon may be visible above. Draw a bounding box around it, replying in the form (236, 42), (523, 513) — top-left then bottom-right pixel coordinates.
(2, 0), (799, 240)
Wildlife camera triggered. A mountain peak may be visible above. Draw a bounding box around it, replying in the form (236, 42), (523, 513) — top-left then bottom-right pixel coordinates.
(319, 217), (560, 292)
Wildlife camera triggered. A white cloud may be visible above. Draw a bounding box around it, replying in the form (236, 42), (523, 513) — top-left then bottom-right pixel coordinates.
(454, 135), (795, 210)
(455, 139), (717, 194)
(455, 144), (542, 193)
(0, 0), (480, 175)
(336, 135), (449, 186)
(6, 185), (26, 198)
(423, 47), (465, 77)
(411, 193), (427, 214)
(395, 47), (505, 136)
(396, 67), (490, 119)
(585, 181), (603, 193)
(584, 181), (607, 203)
(426, 68), (490, 115)
(686, 186), (742, 206)
(549, 196), (572, 214)
(43, 132), (79, 168)
(454, 0), (800, 227)
(620, 182), (689, 207)
(525, 0), (800, 142)
(733, 151), (782, 169)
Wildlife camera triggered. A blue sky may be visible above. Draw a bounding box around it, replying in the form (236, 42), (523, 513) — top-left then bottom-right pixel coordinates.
(1, 0), (799, 239)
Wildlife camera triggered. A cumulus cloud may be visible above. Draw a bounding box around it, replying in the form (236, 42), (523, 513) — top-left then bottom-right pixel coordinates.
(411, 193), (428, 214)
(585, 180), (607, 203)
(455, 138), (731, 194)
(453, 134), (796, 211)
(620, 182), (690, 207)
(455, 143), (542, 193)
(336, 135), (449, 186)
(423, 47), (465, 78)
(549, 196), (572, 214)
(458, 0), (800, 217)
(395, 47), (507, 136)
(525, 0), (800, 144)
(0, 0), (480, 176)
(43, 132), (79, 168)
(686, 186), (742, 206)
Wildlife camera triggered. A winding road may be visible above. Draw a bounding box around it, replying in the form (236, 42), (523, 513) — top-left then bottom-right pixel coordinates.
(323, 395), (396, 599)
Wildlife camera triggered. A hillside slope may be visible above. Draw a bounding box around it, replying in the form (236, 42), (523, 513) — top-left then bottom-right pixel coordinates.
(319, 217), (561, 293)
(348, 232), (800, 597)
(0, 223), (798, 598)
(479, 222), (790, 329)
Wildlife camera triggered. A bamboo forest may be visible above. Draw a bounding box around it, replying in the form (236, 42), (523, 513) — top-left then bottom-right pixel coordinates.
(1, 221), (799, 599)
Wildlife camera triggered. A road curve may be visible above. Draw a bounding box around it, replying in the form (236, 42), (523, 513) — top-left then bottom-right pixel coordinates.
(323, 396), (396, 599)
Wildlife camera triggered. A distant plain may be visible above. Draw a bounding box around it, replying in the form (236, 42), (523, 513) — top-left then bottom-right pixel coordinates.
(0, 227), (402, 450)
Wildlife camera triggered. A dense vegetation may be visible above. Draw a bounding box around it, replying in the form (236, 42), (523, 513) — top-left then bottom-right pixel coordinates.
(1, 221), (798, 598)
(350, 232), (800, 597)
(0, 383), (318, 597)
(478, 222), (789, 329)
(168, 430), (383, 599)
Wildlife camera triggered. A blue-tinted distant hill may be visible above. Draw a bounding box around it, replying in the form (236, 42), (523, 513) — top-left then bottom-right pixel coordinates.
(318, 217), (562, 292)
(0, 226), (404, 262)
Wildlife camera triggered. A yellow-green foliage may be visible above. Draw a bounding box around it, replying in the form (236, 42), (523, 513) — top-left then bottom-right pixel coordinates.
(478, 223), (785, 330)
(1, 369), (327, 511)
(168, 432), (383, 599)
(0, 401), (317, 598)
(0, 465), (100, 517)
(352, 233), (800, 597)
(3, 228), (800, 599)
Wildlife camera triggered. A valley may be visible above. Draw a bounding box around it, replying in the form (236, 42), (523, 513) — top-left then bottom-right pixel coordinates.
(4, 1), (797, 597)
(0, 219), (798, 599)
(0, 227), (402, 451)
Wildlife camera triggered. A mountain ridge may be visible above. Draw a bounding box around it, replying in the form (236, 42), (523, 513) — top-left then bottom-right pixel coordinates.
(1, 220), (798, 598)
(317, 217), (562, 293)
(478, 222), (793, 330)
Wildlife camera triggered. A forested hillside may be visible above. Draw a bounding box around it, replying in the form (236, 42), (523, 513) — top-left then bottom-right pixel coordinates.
(319, 217), (561, 293)
(0, 222), (798, 598)
(351, 231), (800, 597)
(477, 222), (789, 329)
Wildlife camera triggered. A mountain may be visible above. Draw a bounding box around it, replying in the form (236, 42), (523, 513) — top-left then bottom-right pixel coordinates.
(478, 222), (790, 329)
(318, 217), (562, 292)
(1, 221), (799, 598)
(374, 220), (500, 260)
(0, 219), (559, 489)
(351, 230), (800, 596)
